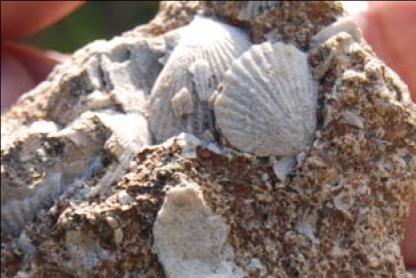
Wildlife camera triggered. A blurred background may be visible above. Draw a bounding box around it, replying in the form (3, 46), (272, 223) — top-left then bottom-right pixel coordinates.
(2, 1), (414, 111)
(22, 1), (368, 54)
(25, 1), (159, 53)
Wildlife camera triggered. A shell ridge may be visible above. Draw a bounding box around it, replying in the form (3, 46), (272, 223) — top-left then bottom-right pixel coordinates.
(240, 47), (291, 121)
(149, 16), (251, 142)
(271, 44), (303, 117)
(214, 41), (318, 157)
(249, 45), (294, 120)
(273, 44), (314, 139)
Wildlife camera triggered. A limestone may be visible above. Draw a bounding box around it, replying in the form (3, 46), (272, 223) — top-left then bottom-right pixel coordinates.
(153, 181), (242, 278)
(1, 1), (415, 277)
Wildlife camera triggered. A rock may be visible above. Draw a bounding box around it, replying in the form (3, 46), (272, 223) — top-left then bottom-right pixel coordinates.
(153, 181), (242, 278)
(1, 1), (415, 277)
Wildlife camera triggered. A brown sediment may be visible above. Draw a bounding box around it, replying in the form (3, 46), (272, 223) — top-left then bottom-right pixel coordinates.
(1, 1), (415, 277)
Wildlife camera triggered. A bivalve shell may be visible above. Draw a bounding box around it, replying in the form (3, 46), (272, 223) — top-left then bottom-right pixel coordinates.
(214, 42), (318, 157)
(235, 1), (281, 22)
(149, 16), (251, 143)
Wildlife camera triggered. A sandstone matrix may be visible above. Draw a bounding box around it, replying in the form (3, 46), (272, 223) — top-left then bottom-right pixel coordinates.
(1, 1), (415, 277)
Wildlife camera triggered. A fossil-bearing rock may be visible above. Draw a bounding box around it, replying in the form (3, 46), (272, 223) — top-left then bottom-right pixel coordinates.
(1, 1), (415, 277)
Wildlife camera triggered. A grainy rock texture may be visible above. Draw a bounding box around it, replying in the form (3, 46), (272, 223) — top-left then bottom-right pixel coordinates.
(1, 1), (415, 277)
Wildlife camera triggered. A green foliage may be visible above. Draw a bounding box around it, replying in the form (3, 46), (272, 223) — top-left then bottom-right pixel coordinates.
(25, 1), (159, 53)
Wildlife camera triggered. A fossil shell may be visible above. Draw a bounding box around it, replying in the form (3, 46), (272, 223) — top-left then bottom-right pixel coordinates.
(0, 120), (58, 152)
(271, 156), (296, 181)
(1, 111), (149, 234)
(1, 114), (109, 235)
(235, 1), (281, 22)
(46, 36), (164, 125)
(96, 111), (150, 159)
(100, 37), (165, 114)
(310, 16), (362, 48)
(88, 111), (150, 196)
(214, 42), (318, 157)
(149, 16), (251, 143)
(171, 87), (194, 118)
(153, 181), (241, 278)
(207, 1), (280, 23)
(159, 27), (185, 66)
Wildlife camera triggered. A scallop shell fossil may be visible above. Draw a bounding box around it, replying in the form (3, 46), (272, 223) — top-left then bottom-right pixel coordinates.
(206, 1), (280, 23)
(149, 15), (251, 143)
(236, 1), (280, 22)
(213, 42), (318, 157)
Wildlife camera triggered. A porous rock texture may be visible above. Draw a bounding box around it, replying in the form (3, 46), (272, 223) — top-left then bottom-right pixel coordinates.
(1, 1), (415, 277)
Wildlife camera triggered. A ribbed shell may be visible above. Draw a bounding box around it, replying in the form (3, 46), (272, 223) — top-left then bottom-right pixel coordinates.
(310, 16), (362, 48)
(149, 16), (251, 143)
(214, 42), (318, 157)
(207, 1), (280, 23)
(1, 111), (150, 235)
(236, 1), (280, 22)
(88, 111), (150, 197)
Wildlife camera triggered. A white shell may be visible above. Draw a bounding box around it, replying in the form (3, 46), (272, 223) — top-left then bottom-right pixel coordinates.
(159, 27), (185, 66)
(171, 87), (194, 118)
(310, 16), (362, 48)
(97, 111), (150, 159)
(1, 111), (150, 234)
(153, 181), (241, 278)
(45, 36), (164, 126)
(209, 1), (280, 23)
(272, 156), (296, 181)
(101, 37), (164, 114)
(1, 113), (108, 235)
(214, 42), (318, 157)
(342, 110), (364, 129)
(236, 1), (280, 22)
(189, 59), (215, 102)
(149, 16), (251, 143)
(1, 173), (63, 235)
(88, 111), (150, 197)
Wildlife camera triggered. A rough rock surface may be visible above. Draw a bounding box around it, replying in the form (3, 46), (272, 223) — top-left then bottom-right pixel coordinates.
(1, 1), (415, 277)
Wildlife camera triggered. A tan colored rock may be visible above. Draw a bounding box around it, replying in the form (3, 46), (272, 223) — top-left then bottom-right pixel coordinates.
(1, 1), (415, 277)
(153, 181), (243, 278)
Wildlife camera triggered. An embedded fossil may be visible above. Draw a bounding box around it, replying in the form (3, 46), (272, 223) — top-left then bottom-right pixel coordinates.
(310, 16), (362, 48)
(1, 111), (149, 234)
(45, 36), (165, 126)
(148, 15), (251, 143)
(153, 181), (241, 278)
(205, 1), (281, 24)
(1, 113), (109, 235)
(1, 1), (415, 277)
(213, 42), (318, 157)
